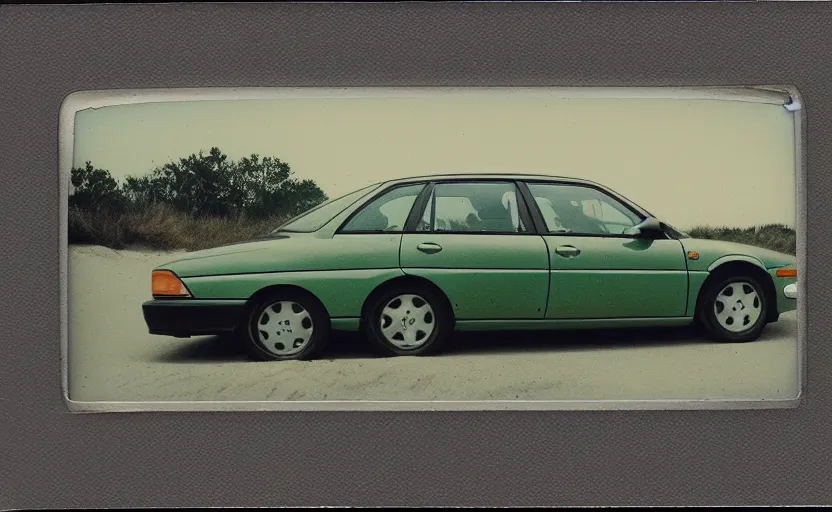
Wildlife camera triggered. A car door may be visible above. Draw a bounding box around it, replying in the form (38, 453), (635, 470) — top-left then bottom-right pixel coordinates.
(520, 181), (689, 320)
(399, 180), (550, 320)
(335, 182), (430, 268)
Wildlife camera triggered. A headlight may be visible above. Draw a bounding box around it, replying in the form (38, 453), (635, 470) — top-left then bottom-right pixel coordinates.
(151, 270), (191, 298)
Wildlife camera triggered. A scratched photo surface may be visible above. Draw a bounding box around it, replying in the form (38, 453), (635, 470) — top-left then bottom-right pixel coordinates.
(64, 87), (800, 405)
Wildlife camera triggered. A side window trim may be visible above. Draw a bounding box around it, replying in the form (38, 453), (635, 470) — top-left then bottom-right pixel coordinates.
(403, 181), (436, 232)
(519, 179), (660, 239)
(516, 181), (548, 234)
(510, 180), (536, 235)
(335, 182), (428, 235)
(429, 186), (437, 230)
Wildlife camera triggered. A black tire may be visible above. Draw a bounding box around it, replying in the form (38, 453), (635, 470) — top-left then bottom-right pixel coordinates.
(362, 282), (453, 357)
(242, 289), (331, 361)
(696, 274), (769, 343)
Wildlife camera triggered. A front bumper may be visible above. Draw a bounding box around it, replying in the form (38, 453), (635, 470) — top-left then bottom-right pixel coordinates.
(766, 266), (797, 318)
(142, 299), (247, 338)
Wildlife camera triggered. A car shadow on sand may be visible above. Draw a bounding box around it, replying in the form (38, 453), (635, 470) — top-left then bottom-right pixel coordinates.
(153, 332), (370, 364)
(149, 320), (792, 363)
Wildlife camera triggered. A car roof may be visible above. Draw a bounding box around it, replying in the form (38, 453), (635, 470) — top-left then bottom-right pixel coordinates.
(375, 173), (604, 188)
(358, 172), (657, 220)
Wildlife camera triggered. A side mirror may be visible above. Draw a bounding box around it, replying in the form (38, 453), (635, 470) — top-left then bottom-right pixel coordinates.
(623, 216), (663, 237)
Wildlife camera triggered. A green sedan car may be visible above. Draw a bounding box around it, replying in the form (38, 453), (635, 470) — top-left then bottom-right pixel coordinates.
(142, 174), (798, 361)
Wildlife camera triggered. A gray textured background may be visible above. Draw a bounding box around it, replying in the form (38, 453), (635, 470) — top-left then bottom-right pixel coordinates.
(0, 2), (828, 507)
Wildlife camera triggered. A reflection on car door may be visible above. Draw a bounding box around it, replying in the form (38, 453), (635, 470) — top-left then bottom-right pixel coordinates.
(523, 181), (690, 320)
(399, 181), (550, 320)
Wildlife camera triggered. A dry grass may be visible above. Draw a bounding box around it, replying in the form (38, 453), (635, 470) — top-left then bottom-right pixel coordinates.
(68, 205), (797, 255)
(685, 224), (796, 256)
(68, 204), (288, 252)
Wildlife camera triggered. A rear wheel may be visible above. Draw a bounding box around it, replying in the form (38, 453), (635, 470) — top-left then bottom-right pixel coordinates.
(243, 290), (330, 361)
(697, 274), (769, 342)
(363, 283), (453, 356)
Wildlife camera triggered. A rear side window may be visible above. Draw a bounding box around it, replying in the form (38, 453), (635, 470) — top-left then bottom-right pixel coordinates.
(340, 184), (426, 233)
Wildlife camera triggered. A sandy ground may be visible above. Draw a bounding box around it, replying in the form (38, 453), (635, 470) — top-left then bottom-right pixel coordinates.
(67, 245), (800, 403)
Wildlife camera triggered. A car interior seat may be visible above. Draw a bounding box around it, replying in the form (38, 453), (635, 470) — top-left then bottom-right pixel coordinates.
(472, 195), (517, 232)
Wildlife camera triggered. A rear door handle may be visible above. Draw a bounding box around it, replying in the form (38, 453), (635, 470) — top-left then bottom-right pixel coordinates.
(555, 245), (581, 258)
(417, 242), (443, 254)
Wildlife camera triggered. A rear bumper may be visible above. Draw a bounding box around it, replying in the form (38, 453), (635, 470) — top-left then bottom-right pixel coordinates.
(142, 299), (247, 338)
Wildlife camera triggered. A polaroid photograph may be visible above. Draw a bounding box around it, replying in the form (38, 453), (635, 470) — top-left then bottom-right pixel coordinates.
(61, 86), (804, 411)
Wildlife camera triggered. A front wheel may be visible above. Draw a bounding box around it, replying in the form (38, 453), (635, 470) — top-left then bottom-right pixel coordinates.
(697, 275), (769, 342)
(242, 290), (331, 361)
(363, 284), (453, 357)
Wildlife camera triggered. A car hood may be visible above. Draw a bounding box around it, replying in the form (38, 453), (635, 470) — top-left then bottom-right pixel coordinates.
(156, 231), (405, 279)
(680, 237), (796, 269)
(155, 231), (341, 278)
(163, 236), (287, 263)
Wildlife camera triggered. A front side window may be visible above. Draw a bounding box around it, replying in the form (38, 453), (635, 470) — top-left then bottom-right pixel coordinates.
(340, 183), (426, 233)
(421, 181), (527, 233)
(526, 183), (641, 235)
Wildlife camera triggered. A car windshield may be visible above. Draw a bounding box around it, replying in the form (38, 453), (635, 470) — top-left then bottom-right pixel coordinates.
(271, 183), (381, 233)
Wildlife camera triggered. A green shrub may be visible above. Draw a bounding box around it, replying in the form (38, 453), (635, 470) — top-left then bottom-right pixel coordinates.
(68, 147), (328, 251)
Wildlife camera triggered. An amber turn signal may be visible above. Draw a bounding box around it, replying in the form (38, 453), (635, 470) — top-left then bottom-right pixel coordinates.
(687, 251), (699, 260)
(152, 270), (191, 297)
(776, 268), (797, 278)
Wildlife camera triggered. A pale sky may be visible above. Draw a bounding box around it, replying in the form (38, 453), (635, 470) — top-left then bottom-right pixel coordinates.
(72, 91), (797, 230)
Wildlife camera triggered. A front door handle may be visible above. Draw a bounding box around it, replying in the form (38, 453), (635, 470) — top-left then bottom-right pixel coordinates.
(417, 242), (443, 254)
(555, 245), (581, 258)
